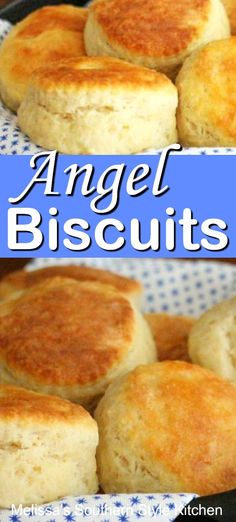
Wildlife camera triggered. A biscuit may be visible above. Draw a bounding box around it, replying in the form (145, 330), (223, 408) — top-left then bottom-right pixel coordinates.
(145, 313), (196, 361)
(176, 37), (236, 146)
(17, 56), (178, 154)
(84, 0), (230, 80)
(189, 296), (236, 382)
(0, 384), (98, 507)
(0, 265), (143, 307)
(0, 277), (156, 410)
(0, 5), (88, 112)
(95, 361), (236, 495)
(222, 0), (236, 34)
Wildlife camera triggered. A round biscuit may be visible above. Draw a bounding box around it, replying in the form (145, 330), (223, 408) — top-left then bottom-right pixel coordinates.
(0, 277), (156, 410)
(95, 361), (236, 495)
(176, 37), (236, 146)
(17, 56), (178, 154)
(0, 5), (88, 111)
(0, 265), (143, 308)
(0, 384), (98, 507)
(189, 296), (236, 382)
(85, 0), (230, 79)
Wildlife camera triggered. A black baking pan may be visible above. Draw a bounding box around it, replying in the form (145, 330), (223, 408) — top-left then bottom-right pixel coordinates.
(0, 0), (87, 23)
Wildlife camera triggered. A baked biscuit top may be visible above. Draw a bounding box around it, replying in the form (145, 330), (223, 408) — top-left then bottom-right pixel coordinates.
(0, 384), (91, 423)
(176, 37), (236, 142)
(0, 277), (135, 387)
(15, 4), (88, 37)
(29, 56), (176, 92)
(91, 0), (212, 57)
(0, 265), (142, 301)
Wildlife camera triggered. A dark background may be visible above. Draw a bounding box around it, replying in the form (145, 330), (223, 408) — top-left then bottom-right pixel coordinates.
(0, 259), (29, 277)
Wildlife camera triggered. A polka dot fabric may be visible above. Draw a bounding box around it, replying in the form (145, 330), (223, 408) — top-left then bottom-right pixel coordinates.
(0, 19), (236, 155)
(27, 258), (236, 316)
(0, 493), (197, 522)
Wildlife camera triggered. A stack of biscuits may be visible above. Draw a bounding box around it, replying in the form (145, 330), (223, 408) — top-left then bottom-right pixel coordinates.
(0, 263), (235, 506)
(0, 0), (236, 152)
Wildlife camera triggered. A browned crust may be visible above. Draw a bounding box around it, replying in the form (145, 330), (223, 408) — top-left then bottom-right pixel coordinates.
(29, 56), (173, 92)
(0, 277), (134, 387)
(92, 0), (210, 57)
(0, 265), (142, 300)
(0, 5), (88, 92)
(222, 0), (236, 33)
(16, 5), (88, 37)
(0, 384), (89, 422)
(176, 37), (236, 143)
(126, 362), (236, 495)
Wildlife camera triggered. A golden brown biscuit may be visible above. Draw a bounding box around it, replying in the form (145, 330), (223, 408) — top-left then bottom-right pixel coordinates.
(0, 265), (143, 307)
(222, 0), (236, 33)
(0, 5), (88, 111)
(95, 361), (236, 495)
(0, 277), (156, 410)
(84, 0), (230, 79)
(176, 37), (236, 146)
(0, 384), (98, 507)
(145, 313), (196, 361)
(17, 55), (178, 154)
(189, 296), (236, 382)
